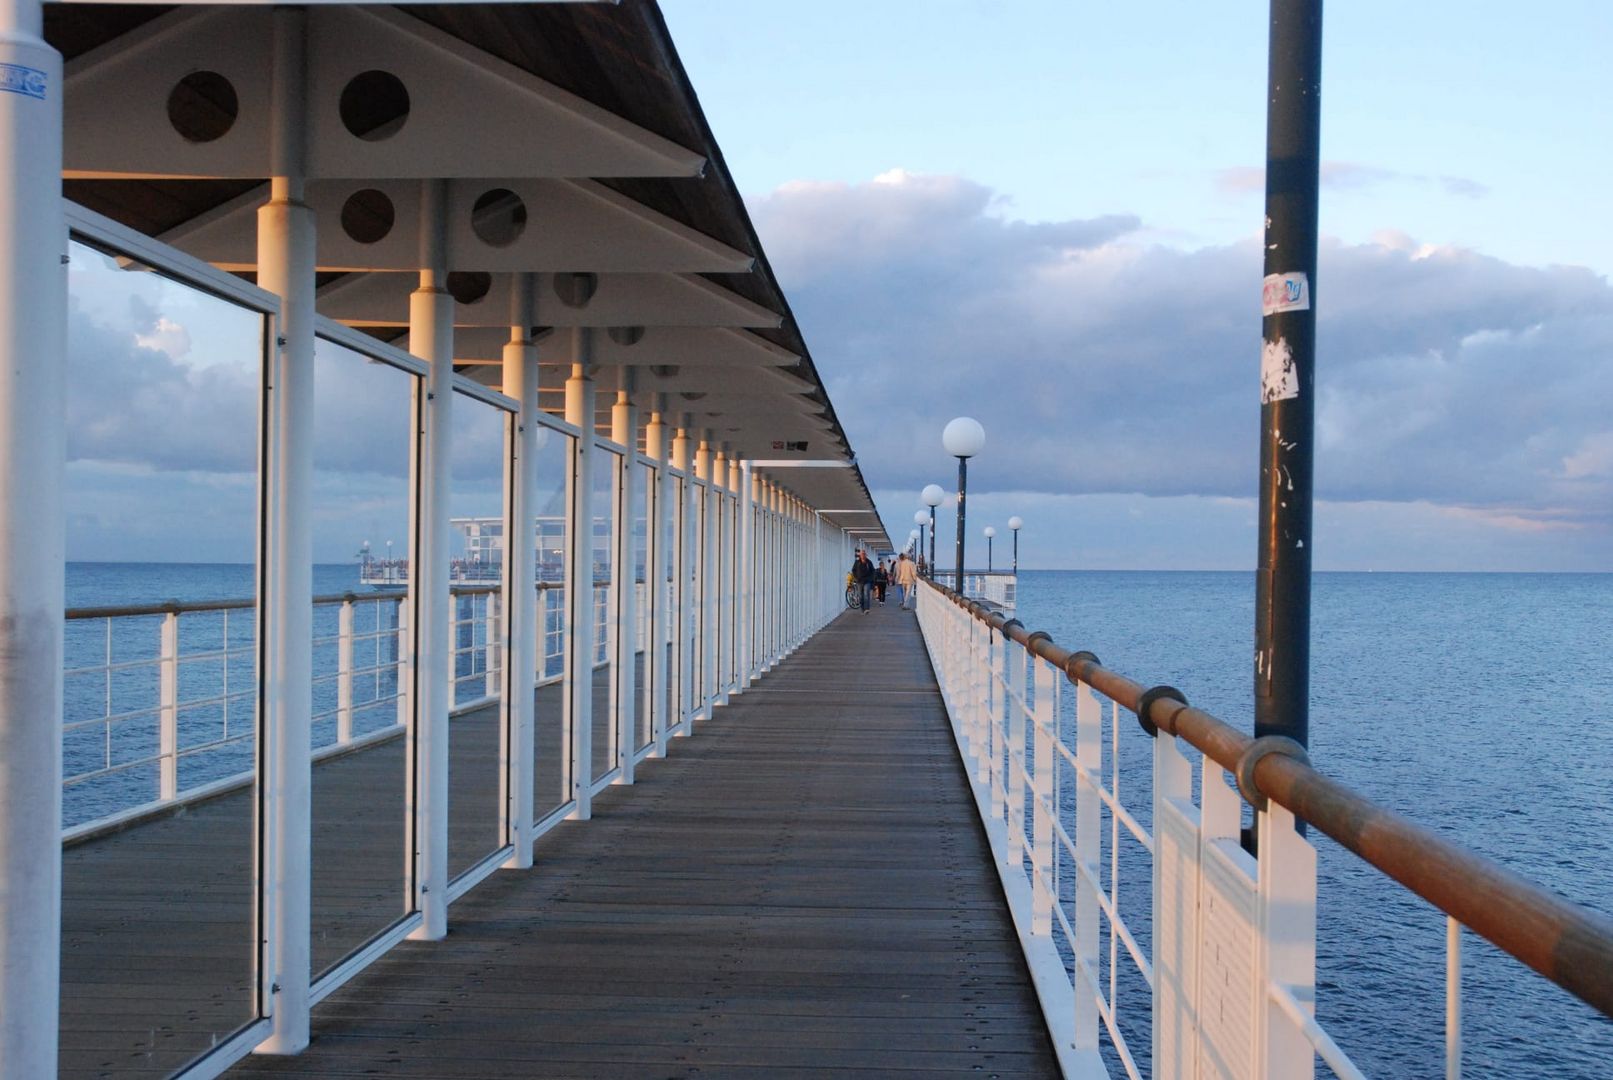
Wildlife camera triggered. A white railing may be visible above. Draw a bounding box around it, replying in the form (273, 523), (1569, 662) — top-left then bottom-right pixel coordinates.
(917, 580), (1613, 1080)
(931, 568), (1017, 609)
(917, 582), (1410, 1080)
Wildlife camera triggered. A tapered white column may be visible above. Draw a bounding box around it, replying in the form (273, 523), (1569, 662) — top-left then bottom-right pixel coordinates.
(0, 0), (64, 1070)
(712, 446), (730, 707)
(611, 387), (638, 781)
(645, 403), (669, 756)
(737, 461), (755, 690)
(502, 275), (538, 868)
(694, 437), (716, 718)
(257, 7), (314, 1052)
(670, 423), (692, 736)
(564, 351), (596, 817)
(409, 179), (455, 941)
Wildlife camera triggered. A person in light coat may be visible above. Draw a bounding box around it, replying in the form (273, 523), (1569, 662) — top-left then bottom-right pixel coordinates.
(894, 552), (919, 609)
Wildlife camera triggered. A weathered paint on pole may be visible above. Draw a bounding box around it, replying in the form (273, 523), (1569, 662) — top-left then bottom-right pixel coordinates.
(953, 458), (968, 591)
(1255, 0), (1322, 750)
(0, 0), (65, 1070)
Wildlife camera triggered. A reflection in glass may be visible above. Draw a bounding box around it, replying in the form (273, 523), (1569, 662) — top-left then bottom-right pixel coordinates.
(533, 426), (572, 821)
(308, 336), (413, 977)
(60, 239), (265, 1076)
(447, 392), (508, 878)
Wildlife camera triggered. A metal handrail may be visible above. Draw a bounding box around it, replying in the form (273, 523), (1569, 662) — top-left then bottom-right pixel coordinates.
(924, 579), (1613, 1020)
(64, 583), (568, 621)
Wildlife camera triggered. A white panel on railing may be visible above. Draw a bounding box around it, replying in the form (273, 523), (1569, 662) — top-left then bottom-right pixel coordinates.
(1153, 732), (1201, 1078)
(1197, 772), (1260, 1080)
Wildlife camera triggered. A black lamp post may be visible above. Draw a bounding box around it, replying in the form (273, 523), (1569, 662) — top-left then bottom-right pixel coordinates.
(1008, 516), (1022, 574)
(942, 418), (985, 591)
(984, 526), (995, 572)
(921, 484), (943, 579)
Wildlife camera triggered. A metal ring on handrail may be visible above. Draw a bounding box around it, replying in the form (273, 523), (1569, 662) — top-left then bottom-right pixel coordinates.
(1135, 684), (1186, 738)
(999, 618), (1023, 639)
(1063, 649), (1100, 682)
(1234, 735), (1310, 811)
(1025, 630), (1051, 648)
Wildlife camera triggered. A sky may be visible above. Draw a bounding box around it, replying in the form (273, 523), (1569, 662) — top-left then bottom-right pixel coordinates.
(660, 0), (1613, 570)
(64, 2), (1611, 571)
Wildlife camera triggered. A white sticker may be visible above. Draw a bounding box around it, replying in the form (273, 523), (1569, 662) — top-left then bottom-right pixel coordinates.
(1261, 338), (1299, 403)
(1262, 271), (1310, 316)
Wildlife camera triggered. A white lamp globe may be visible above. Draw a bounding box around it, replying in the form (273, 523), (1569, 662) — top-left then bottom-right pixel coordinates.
(942, 416), (986, 458)
(983, 526), (996, 539)
(913, 509), (928, 526)
(909, 529), (920, 540)
(921, 483), (945, 507)
(1008, 515), (1023, 531)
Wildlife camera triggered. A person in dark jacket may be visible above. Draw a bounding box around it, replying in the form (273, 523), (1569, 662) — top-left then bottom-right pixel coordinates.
(873, 559), (889, 605)
(850, 550), (875, 612)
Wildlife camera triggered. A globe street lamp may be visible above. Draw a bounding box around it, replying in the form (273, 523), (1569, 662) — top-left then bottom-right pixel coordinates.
(911, 510), (928, 569)
(942, 417), (985, 591)
(921, 483), (945, 579)
(984, 525), (996, 572)
(1007, 515), (1023, 574)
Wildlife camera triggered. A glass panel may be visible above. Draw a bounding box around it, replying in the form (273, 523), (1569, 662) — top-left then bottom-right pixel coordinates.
(60, 239), (264, 1077)
(308, 336), (413, 977)
(533, 426), (571, 821)
(634, 460), (653, 751)
(448, 392), (508, 878)
(691, 480), (706, 715)
(667, 473), (685, 728)
(591, 445), (617, 782)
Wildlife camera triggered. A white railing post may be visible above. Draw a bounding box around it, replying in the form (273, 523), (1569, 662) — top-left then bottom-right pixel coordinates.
(336, 599), (354, 745)
(670, 424), (692, 735)
(483, 591), (500, 700)
(502, 295), (539, 868)
(394, 597), (410, 730)
(1030, 657), (1055, 935)
(974, 621), (990, 789)
(987, 626), (1005, 822)
(646, 404), (669, 756)
(158, 610), (180, 801)
(1152, 727), (1200, 1076)
(1073, 679), (1102, 1052)
(1005, 637), (1025, 867)
(1258, 801), (1318, 1080)
(1446, 917), (1463, 1080)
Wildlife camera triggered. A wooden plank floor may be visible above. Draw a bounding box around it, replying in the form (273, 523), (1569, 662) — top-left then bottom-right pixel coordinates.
(65, 606), (1059, 1079)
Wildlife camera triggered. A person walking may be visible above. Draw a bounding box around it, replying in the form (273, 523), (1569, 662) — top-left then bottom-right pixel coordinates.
(873, 559), (889, 605)
(850, 549), (875, 613)
(895, 551), (919, 609)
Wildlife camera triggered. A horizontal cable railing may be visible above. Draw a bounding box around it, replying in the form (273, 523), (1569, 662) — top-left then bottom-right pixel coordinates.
(61, 582), (613, 838)
(915, 579), (1613, 1080)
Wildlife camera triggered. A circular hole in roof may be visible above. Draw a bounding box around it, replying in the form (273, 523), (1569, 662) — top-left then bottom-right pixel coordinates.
(339, 188), (395, 245)
(339, 70), (410, 142)
(471, 188), (527, 248)
(446, 271), (493, 306)
(167, 71), (239, 144)
(607, 326), (645, 347)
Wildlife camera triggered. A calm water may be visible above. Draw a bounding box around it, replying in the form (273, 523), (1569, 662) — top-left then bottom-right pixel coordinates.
(1013, 570), (1612, 1079)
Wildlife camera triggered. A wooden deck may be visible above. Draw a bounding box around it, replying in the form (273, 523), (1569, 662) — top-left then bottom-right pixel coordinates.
(61, 606), (1058, 1079)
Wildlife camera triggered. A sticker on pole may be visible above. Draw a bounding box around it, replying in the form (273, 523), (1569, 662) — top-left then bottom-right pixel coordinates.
(1262, 272), (1310, 316)
(0, 64), (47, 101)
(1261, 338), (1300, 403)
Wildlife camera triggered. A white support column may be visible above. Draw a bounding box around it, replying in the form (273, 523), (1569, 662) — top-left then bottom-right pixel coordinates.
(726, 454), (743, 694)
(502, 275), (538, 868)
(737, 461), (755, 690)
(0, 0), (64, 1069)
(712, 445), (730, 707)
(257, 6), (315, 1049)
(564, 351), (596, 817)
(611, 385), (638, 781)
(693, 437), (715, 719)
(1073, 680), (1103, 1051)
(645, 402), (669, 757)
(409, 179), (455, 942)
(670, 422), (692, 736)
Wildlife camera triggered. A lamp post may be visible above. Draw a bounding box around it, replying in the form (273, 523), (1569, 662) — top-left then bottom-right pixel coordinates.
(984, 526), (996, 572)
(942, 418), (985, 592)
(921, 484), (944, 579)
(1007, 515), (1022, 574)
(912, 510), (927, 569)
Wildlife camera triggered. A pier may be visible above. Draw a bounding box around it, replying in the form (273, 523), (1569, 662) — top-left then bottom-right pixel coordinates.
(3, 2), (1611, 1079)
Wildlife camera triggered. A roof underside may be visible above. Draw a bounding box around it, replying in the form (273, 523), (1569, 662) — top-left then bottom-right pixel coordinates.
(49, 0), (888, 544)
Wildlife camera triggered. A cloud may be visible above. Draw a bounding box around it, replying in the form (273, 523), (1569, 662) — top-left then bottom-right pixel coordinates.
(751, 170), (1613, 544)
(1214, 160), (1488, 199)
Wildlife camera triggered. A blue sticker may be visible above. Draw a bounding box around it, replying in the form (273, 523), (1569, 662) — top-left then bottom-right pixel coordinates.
(0, 63), (47, 101)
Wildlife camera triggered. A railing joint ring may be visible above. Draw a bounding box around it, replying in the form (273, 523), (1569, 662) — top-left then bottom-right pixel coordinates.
(1025, 630), (1051, 649)
(1064, 649), (1100, 682)
(1135, 684), (1185, 738)
(1234, 735), (1310, 811)
(1000, 617), (1023, 639)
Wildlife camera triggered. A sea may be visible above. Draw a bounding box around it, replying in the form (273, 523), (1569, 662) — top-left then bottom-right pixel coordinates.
(59, 562), (1612, 1076)
(1011, 569), (1612, 1079)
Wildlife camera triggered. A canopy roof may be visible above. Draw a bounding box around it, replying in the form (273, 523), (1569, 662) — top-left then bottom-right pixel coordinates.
(50, 0), (889, 545)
